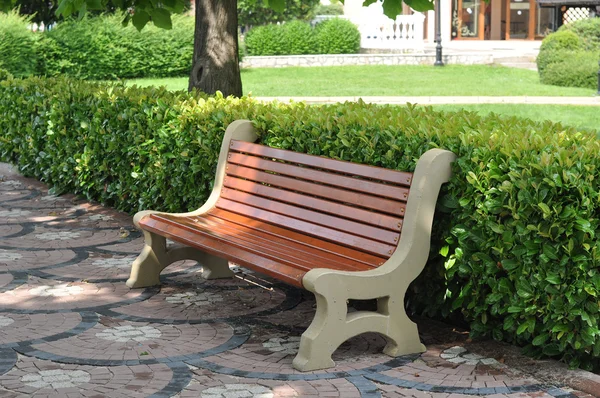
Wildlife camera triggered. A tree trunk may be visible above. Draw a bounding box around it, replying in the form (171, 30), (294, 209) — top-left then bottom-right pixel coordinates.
(189, 0), (242, 97)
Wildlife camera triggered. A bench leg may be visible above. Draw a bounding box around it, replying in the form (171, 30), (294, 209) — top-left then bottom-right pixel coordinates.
(292, 292), (346, 371)
(127, 231), (235, 288)
(126, 231), (167, 288)
(199, 254), (235, 280)
(378, 295), (426, 357)
(292, 290), (425, 371)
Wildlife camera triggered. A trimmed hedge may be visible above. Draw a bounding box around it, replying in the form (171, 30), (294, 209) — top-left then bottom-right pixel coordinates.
(245, 24), (288, 56)
(2, 76), (600, 371)
(245, 19), (360, 55)
(0, 11), (40, 78)
(41, 14), (195, 80)
(542, 52), (598, 90)
(537, 19), (600, 89)
(316, 18), (361, 54)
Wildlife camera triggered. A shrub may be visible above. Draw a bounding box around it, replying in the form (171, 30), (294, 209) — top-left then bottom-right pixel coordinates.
(245, 19), (360, 56)
(245, 24), (287, 56)
(3, 76), (600, 371)
(0, 11), (40, 78)
(541, 52), (598, 90)
(0, 68), (14, 81)
(537, 19), (600, 89)
(41, 14), (195, 80)
(238, 0), (320, 27)
(314, 3), (344, 15)
(316, 18), (360, 54)
(282, 20), (318, 54)
(560, 18), (600, 50)
(536, 30), (582, 74)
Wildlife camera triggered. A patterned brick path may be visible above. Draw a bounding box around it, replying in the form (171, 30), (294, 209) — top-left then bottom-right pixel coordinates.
(1, 164), (598, 398)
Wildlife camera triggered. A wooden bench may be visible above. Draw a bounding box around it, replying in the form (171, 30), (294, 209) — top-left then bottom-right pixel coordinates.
(127, 119), (456, 371)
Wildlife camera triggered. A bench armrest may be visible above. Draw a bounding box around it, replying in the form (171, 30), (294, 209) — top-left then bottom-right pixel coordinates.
(133, 120), (258, 227)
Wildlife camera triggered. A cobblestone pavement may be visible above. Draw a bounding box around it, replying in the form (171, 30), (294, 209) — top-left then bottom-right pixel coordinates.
(1, 164), (599, 398)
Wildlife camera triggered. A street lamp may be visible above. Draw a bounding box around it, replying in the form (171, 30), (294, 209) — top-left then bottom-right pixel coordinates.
(434, 0), (444, 66)
(597, 59), (600, 96)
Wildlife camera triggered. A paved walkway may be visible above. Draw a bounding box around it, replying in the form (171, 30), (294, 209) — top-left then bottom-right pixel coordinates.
(1, 164), (600, 398)
(255, 96), (600, 106)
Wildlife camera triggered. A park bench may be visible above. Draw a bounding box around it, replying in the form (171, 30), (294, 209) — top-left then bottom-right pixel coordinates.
(127, 119), (456, 371)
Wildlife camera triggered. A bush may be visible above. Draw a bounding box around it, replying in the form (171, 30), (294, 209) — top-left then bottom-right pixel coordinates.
(0, 11), (40, 78)
(560, 18), (600, 50)
(536, 30), (582, 74)
(41, 14), (195, 80)
(0, 68), (14, 81)
(314, 3), (344, 15)
(238, 0), (320, 27)
(541, 52), (598, 89)
(244, 19), (360, 56)
(245, 24), (288, 55)
(316, 18), (360, 54)
(3, 76), (600, 371)
(537, 19), (600, 89)
(282, 20), (318, 54)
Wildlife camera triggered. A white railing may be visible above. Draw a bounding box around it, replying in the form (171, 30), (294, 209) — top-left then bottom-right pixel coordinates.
(356, 13), (425, 52)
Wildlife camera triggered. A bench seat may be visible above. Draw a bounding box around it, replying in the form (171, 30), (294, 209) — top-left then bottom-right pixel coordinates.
(140, 211), (381, 288)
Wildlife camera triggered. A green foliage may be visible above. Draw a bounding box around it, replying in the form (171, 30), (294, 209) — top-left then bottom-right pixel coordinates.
(282, 20), (319, 54)
(245, 24), (288, 55)
(245, 19), (360, 56)
(314, 2), (344, 15)
(541, 52), (598, 90)
(560, 18), (600, 51)
(537, 19), (600, 90)
(3, 76), (600, 371)
(536, 30), (582, 74)
(0, 10), (40, 77)
(0, 68), (14, 81)
(237, 0), (320, 27)
(316, 18), (361, 54)
(40, 14), (194, 80)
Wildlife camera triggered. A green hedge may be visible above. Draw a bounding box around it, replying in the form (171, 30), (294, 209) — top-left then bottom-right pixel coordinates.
(537, 19), (600, 89)
(245, 24), (288, 56)
(2, 76), (600, 371)
(41, 14), (195, 80)
(316, 18), (361, 54)
(245, 19), (360, 56)
(541, 51), (598, 90)
(0, 11), (40, 78)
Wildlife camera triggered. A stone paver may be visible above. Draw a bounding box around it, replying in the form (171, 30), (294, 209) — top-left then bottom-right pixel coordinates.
(1, 164), (600, 397)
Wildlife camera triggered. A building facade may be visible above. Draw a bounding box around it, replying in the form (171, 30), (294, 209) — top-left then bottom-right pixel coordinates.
(344, 0), (600, 44)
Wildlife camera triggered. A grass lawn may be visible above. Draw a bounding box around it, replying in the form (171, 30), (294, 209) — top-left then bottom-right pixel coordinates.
(126, 65), (596, 97)
(427, 104), (600, 132)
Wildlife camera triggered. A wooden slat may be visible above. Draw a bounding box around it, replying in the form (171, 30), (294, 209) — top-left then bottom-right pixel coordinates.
(228, 152), (408, 200)
(220, 187), (400, 245)
(230, 140), (413, 186)
(225, 165), (407, 215)
(215, 198), (396, 257)
(178, 214), (375, 272)
(207, 209), (387, 266)
(223, 176), (404, 231)
(140, 215), (306, 287)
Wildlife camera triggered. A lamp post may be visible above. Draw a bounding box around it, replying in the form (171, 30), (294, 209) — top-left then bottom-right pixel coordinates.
(597, 59), (600, 96)
(434, 0), (444, 66)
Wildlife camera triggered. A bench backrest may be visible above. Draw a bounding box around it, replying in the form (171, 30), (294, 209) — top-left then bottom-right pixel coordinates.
(216, 140), (413, 268)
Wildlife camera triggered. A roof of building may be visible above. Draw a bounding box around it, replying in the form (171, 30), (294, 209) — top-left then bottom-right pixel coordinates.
(537, 0), (600, 5)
